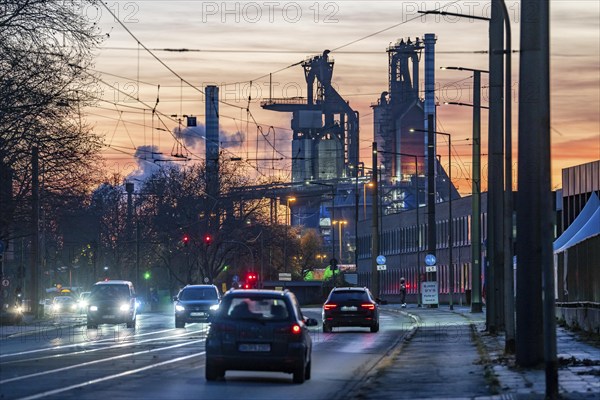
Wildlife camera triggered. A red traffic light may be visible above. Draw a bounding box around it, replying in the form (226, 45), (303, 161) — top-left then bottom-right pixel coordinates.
(245, 273), (258, 289)
(203, 234), (212, 246)
(182, 234), (190, 246)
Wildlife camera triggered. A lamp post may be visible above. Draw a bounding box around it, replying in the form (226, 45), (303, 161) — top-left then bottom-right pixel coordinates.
(420, 0), (514, 344)
(284, 197), (296, 273)
(409, 128), (453, 308)
(441, 66), (489, 313)
(333, 220), (347, 262)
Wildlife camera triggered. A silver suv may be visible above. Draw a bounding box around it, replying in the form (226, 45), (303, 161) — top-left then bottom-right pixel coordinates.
(86, 280), (137, 329)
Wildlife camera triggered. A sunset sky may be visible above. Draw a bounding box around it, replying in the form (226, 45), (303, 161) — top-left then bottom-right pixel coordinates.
(87, 0), (599, 194)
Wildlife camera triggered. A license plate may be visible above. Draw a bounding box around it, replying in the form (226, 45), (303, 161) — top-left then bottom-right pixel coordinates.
(190, 312), (206, 317)
(341, 306), (357, 311)
(102, 315), (116, 319)
(239, 343), (271, 352)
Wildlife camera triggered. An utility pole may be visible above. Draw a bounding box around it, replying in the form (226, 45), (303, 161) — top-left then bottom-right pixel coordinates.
(500, 0), (516, 354)
(31, 147), (40, 318)
(426, 114), (436, 285)
(371, 143), (379, 298)
(516, 3), (557, 399)
(486, 0), (505, 333)
(472, 70), (484, 313)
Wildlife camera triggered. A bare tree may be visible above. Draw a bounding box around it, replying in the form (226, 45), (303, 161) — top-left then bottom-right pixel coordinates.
(0, 0), (105, 243)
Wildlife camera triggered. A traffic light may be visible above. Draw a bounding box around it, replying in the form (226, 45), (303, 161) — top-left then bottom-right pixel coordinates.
(244, 272), (258, 289)
(144, 271), (151, 280)
(182, 233), (190, 246)
(203, 234), (212, 246)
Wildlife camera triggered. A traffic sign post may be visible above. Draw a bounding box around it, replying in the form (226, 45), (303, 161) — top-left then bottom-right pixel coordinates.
(376, 255), (386, 271)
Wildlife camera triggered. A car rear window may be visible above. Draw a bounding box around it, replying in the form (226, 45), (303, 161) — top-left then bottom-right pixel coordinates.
(180, 287), (218, 301)
(223, 297), (289, 321)
(329, 290), (371, 302)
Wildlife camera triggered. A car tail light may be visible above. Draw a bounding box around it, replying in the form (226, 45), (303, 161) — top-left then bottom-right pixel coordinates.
(361, 303), (375, 310)
(323, 304), (337, 310)
(291, 324), (301, 335)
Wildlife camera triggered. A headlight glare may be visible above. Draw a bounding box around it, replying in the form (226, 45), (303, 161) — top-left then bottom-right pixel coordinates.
(89, 305), (98, 312)
(175, 304), (185, 312)
(119, 304), (130, 312)
(209, 304), (219, 311)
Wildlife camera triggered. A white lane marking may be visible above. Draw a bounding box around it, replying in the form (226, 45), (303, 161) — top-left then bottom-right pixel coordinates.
(15, 352), (205, 400)
(1, 328), (207, 365)
(1, 338), (206, 384)
(0, 326), (207, 359)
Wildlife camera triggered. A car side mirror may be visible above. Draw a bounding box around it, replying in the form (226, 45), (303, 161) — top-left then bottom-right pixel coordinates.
(305, 318), (318, 327)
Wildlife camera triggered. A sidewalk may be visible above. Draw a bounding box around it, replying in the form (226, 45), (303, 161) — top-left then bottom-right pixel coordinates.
(352, 304), (600, 399)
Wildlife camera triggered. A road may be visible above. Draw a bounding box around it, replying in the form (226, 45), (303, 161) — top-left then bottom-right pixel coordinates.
(0, 309), (413, 400)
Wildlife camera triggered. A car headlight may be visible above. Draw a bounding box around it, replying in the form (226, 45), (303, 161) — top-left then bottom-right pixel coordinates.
(119, 304), (130, 312)
(53, 304), (61, 310)
(175, 304), (185, 312)
(89, 305), (98, 312)
(209, 304), (219, 311)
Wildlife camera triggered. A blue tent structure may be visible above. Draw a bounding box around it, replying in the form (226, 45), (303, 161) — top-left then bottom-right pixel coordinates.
(553, 191), (600, 309)
(553, 192), (600, 253)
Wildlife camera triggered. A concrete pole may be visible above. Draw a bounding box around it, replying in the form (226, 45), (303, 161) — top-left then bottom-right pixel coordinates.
(486, 0), (505, 333)
(516, 0), (546, 368)
(471, 71), (483, 313)
(427, 114), (436, 279)
(500, 0), (516, 354)
(371, 143), (380, 298)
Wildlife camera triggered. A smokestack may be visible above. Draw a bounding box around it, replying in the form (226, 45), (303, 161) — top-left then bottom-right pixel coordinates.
(205, 85), (219, 198)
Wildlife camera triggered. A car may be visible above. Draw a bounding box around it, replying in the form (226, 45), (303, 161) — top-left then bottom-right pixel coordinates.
(0, 301), (23, 325)
(174, 284), (221, 328)
(205, 289), (318, 383)
(77, 291), (91, 312)
(321, 287), (385, 333)
(51, 295), (78, 314)
(86, 280), (137, 329)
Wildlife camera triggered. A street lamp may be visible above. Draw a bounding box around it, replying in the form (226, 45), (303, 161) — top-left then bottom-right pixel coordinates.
(421, 0), (515, 345)
(284, 196), (296, 273)
(363, 181), (374, 219)
(332, 220), (347, 262)
(441, 66), (489, 313)
(409, 128), (453, 308)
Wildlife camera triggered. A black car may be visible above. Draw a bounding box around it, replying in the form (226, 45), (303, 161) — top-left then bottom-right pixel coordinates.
(205, 289), (318, 383)
(86, 280), (137, 329)
(174, 284), (221, 328)
(322, 287), (384, 333)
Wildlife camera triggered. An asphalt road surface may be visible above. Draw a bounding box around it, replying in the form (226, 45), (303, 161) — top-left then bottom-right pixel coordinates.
(0, 309), (414, 400)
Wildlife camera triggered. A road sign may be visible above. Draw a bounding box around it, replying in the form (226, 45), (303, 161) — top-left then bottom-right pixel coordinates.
(421, 282), (438, 305)
(424, 254), (437, 266)
(1, 278), (9, 287)
(425, 266), (437, 273)
(376, 264), (387, 271)
(376, 255), (386, 265)
(232, 275), (239, 282)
